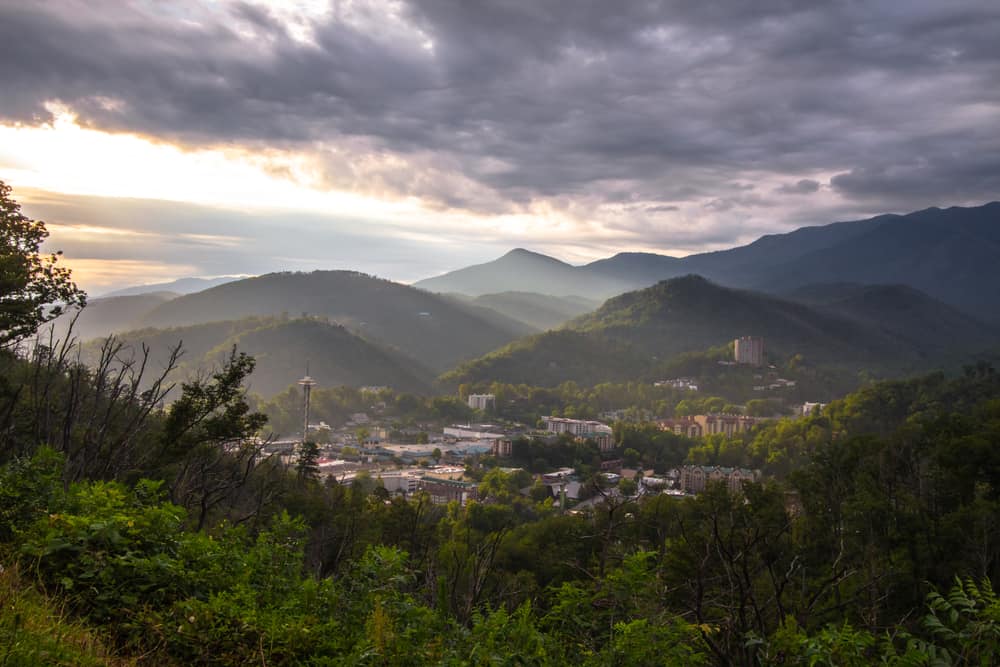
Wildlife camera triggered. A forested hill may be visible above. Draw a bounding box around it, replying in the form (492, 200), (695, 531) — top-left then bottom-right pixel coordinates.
(574, 275), (998, 363)
(572, 275), (888, 363)
(441, 328), (652, 387)
(136, 270), (535, 372)
(88, 316), (436, 397)
(782, 282), (999, 356)
(446, 275), (999, 386)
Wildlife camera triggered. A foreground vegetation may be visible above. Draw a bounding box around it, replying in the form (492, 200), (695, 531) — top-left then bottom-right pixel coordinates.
(3, 181), (1000, 664)
(3, 336), (1000, 664)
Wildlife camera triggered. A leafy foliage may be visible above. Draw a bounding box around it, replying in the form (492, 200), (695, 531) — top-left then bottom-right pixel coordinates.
(0, 180), (86, 348)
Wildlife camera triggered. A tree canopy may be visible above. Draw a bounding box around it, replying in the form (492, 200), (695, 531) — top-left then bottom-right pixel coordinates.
(0, 180), (85, 347)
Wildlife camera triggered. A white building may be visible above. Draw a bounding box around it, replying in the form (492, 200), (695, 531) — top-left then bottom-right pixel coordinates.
(467, 394), (496, 411)
(376, 471), (421, 495)
(542, 416), (612, 436)
(801, 402), (827, 416)
(542, 417), (615, 451)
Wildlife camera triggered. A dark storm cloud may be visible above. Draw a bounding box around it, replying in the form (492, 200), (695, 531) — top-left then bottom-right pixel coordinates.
(831, 147), (1000, 205)
(2, 0), (999, 220)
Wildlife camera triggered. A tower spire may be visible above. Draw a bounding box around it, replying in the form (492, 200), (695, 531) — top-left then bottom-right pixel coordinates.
(298, 368), (316, 444)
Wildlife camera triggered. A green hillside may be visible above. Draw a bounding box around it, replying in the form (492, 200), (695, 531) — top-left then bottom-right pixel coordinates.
(784, 283), (999, 357)
(87, 316), (435, 397)
(137, 271), (534, 371)
(445, 275), (999, 387)
(442, 328), (649, 386)
(574, 275), (898, 365)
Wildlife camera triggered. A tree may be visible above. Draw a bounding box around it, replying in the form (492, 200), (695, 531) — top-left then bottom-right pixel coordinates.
(623, 447), (641, 468)
(0, 180), (86, 347)
(157, 348), (269, 529)
(297, 441), (321, 481)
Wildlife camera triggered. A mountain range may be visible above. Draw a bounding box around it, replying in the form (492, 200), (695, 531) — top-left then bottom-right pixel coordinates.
(416, 202), (1000, 323)
(99, 276), (244, 298)
(129, 271), (536, 373)
(62, 201), (1000, 398)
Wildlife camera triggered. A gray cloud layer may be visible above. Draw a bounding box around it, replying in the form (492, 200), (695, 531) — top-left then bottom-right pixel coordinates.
(2, 0), (999, 253)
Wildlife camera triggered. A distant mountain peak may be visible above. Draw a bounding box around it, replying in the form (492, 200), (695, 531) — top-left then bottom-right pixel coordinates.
(414, 247), (608, 297)
(500, 248), (570, 264)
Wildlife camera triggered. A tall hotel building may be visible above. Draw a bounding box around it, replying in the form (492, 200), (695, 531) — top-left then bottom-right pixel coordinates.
(734, 336), (765, 366)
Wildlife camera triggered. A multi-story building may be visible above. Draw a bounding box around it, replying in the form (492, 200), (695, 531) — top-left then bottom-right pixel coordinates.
(660, 414), (761, 438)
(590, 432), (614, 451)
(376, 471), (421, 495)
(734, 336), (765, 366)
(491, 438), (513, 457)
(692, 413), (761, 437)
(543, 416), (611, 437)
(417, 476), (479, 505)
(657, 417), (703, 438)
(467, 394), (496, 411)
(679, 465), (759, 494)
(542, 417), (615, 451)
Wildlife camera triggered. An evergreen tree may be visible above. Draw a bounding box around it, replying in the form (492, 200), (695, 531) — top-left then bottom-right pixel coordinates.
(297, 441), (321, 481)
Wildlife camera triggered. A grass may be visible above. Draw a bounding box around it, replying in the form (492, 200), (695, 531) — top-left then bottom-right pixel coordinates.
(0, 561), (141, 667)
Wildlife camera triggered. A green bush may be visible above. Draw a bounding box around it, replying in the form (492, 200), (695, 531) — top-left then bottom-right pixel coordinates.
(0, 447), (66, 546)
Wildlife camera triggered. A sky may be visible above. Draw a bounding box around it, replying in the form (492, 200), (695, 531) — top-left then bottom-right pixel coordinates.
(1, 0), (998, 295)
